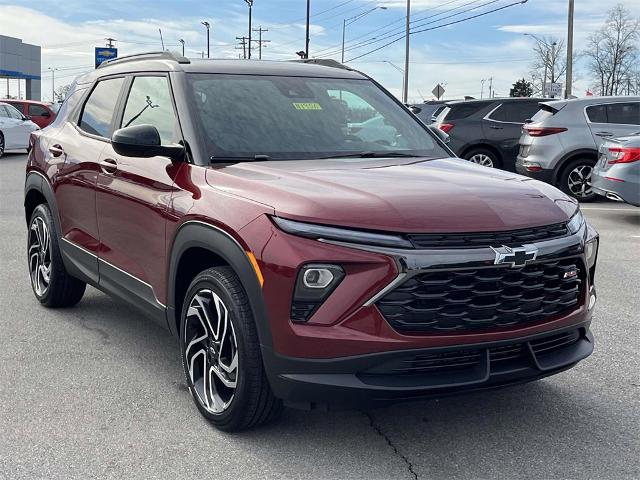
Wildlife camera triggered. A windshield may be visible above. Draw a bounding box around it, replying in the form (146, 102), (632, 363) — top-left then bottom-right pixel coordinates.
(186, 74), (449, 161)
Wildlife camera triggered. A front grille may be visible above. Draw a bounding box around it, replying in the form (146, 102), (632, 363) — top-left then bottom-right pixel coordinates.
(367, 329), (582, 377)
(377, 258), (583, 333)
(408, 223), (568, 249)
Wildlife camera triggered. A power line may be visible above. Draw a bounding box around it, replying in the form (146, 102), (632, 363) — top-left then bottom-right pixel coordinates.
(346, 0), (527, 62)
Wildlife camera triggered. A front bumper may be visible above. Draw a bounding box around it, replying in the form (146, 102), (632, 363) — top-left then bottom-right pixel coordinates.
(263, 325), (594, 409)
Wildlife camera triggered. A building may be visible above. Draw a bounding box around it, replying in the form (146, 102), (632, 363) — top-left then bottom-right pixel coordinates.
(0, 35), (41, 100)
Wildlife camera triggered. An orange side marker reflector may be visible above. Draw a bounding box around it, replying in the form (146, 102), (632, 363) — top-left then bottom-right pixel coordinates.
(246, 251), (264, 287)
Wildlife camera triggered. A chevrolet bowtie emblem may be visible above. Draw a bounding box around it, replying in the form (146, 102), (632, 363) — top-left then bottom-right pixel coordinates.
(491, 245), (538, 268)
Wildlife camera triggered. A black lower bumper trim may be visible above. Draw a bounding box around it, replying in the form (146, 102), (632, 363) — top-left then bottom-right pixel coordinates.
(262, 326), (593, 410)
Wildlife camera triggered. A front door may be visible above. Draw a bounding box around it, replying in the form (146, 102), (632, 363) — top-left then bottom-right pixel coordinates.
(587, 101), (640, 149)
(96, 74), (183, 321)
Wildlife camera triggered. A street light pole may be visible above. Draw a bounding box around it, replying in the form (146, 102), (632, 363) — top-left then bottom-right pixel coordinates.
(565, 0), (574, 98)
(244, 0), (253, 59)
(524, 33), (556, 98)
(201, 21), (210, 58)
(403, 0), (410, 103)
(178, 39), (185, 56)
(305, 0), (310, 58)
(48, 67), (58, 103)
(341, 6), (387, 63)
(383, 60), (405, 96)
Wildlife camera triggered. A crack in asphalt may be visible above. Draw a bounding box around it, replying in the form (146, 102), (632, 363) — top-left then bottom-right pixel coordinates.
(363, 411), (419, 480)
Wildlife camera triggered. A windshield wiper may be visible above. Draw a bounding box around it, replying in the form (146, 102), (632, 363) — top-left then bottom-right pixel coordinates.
(209, 154), (271, 163)
(319, 151), (423, 159)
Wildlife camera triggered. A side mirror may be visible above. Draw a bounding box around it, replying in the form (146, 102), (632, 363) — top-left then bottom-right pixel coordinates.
(428, 125), (450, 144)
(42, 111), (51, 118)
(111, 124), (185, 160)
(407, 105), (422, 115)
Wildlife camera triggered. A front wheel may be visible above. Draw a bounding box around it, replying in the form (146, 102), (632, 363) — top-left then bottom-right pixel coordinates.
(180, 266), (282, 432)
(558, 158), (597, 202)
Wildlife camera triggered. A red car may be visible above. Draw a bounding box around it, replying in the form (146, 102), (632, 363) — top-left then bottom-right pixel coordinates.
(3, 99), (58, 128)
(24, 52), (599, 432)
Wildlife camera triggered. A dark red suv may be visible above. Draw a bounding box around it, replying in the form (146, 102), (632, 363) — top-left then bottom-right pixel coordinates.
(24, 52), (599, 431)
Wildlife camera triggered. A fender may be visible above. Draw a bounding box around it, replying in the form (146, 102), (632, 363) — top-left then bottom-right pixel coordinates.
(167, 220), (273, 348)
(552, 148), (598, 184)
(24, 170), (62, 235)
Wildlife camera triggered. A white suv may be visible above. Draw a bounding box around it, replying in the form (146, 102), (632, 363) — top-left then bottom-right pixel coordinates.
(516, 96), (640, 201)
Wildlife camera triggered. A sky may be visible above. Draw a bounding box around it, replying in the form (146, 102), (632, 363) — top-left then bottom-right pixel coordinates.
(1, 0), (638, 102)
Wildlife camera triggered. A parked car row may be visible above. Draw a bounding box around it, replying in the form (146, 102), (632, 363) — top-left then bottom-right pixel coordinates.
(431, 95), (639, 203)
(0, 101), (41, 158)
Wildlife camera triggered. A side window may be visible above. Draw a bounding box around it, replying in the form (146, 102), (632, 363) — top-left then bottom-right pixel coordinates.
(4, 104), (24, 119)
(121, 76), (179, 145)
(586, 104), (607, 123)
(0, 106), (8, 118)
(606, 103), (640, 125)
(79, 77), (125, 138)
(489, 102), (539, 123)
(28, 104), (49, 116)
(7, 102), (23, 113)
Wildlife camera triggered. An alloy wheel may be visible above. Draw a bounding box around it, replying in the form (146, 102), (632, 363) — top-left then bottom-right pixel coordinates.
(567, 164), (593, 198)
(0, 134), (5, 157)
(468, 153), (494, 167)
(184, 289), (239, 414)
(28, 216), (51, 296)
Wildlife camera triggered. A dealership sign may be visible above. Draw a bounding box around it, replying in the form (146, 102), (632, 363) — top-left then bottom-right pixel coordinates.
(95, 47), (118, 68)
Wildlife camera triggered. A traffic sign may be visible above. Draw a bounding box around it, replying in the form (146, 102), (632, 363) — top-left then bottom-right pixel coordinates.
(544, 82), (563, 98)
(432, 83), (445, 100)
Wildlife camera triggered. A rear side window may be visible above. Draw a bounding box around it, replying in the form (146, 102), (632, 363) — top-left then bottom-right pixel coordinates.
(586, 105), (607, 123)
(489, 102), (541, 123)
(28, 104), (49, 116)
(606, 102), (639, 125)
(6, 102), (23, 113)
(121, 76), (179, 145)
(445, 103), (487, 120)
(79, 77), (125, 138)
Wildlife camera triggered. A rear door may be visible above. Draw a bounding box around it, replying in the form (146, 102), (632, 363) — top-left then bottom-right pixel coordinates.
(95, 74), (183, 316)
(483, 100), (542, 168)
(53, 76), (125, 279)
(586, 101), (640, 148)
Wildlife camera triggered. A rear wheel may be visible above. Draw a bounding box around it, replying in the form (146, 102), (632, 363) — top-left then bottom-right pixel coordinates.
(464, 147), (499, 168)
(0, 131), (5, 158)
(558, 158), (597, 202)
(28, 204), (86, 307)
(180, 266), (282, 431)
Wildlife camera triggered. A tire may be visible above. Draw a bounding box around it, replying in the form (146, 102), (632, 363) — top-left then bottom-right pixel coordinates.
(0, 131), (5, 159)
(558, 158), (597, 202)
(180, 266), (282, 432)
(464, 147), (500, 168)
(27, 204), (86, 307)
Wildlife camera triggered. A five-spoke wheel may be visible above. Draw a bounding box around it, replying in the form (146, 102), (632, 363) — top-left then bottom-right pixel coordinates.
(559, 158), (597, 201)
(28, 215), (52, 296)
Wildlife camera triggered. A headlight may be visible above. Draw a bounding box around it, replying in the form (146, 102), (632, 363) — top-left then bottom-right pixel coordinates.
(272, 216), (413, 249)
(566, 210), (585, 234)
(585, 237), (598, 268)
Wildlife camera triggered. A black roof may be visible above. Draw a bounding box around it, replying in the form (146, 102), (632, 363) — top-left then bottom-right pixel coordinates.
(76, 51), (367, 85)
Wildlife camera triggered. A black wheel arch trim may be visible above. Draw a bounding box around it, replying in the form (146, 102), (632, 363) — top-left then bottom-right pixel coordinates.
(24, 170), (62, 235)
(552, 149), (598, 184)
(167, 220), (273, 348)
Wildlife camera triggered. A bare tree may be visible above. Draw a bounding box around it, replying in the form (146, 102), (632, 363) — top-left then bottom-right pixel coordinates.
(528, 36), (566, 96)
(584, 4), (639, 96)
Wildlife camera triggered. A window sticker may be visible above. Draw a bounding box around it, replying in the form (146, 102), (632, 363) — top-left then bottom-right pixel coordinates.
(292, 102), (322, 110)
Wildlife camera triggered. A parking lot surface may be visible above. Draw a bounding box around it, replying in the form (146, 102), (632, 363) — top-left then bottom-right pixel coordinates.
(1, 152), (639, 480)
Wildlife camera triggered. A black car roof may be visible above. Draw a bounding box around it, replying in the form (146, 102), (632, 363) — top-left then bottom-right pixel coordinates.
(76, 52), (367, 85)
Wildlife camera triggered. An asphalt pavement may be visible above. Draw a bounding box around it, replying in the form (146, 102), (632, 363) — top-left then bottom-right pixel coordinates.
(1, 152), (639, 480)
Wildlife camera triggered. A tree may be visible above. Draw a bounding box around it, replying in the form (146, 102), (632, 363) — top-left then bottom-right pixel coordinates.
(528, 36), (566, 96)
(54, 84), (71, 103)
(510, 78), (534, 97)
(584, 4), (639, 96)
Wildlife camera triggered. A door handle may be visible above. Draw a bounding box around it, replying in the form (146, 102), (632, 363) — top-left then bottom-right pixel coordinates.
(100, 158), (118, 174)
(48, 144), (64, 157)
(489, 125), (503, 130)
(595, 131), (613, 137)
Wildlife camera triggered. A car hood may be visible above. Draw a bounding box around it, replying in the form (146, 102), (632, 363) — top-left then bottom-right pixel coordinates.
(205, 157), (577, 233)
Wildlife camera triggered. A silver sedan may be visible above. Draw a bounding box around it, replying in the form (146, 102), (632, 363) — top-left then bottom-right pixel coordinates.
(592, 134), (640, 207)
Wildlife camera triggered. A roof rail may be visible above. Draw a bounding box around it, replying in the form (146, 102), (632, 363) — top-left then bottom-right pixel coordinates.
(98, 51), (190, 69)
(289, 58), (354, 71)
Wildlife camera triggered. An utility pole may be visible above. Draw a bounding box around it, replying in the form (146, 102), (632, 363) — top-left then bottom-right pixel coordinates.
(488, 77), (493, 99)
(252, 26), (270, 60)
(178, 39), (185, 56)
(159, 29), (165, 50)
(244, 0), (253, 59)
(481, 79), (486, 99)
(236, 36), (248, 59)
(201, 21), (211, 58)
(341, 6), (387, 63)
(48, 67), (58, 102)
(565, 0), (574, 98)
(402, 0), (410, 103)
(305, 0), (310, 58)
(105, 37), (116, 48)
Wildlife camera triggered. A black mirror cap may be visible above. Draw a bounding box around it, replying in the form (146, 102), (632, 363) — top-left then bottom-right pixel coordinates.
(111, 124), (185, 160)
(42, 111), (51, 117)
